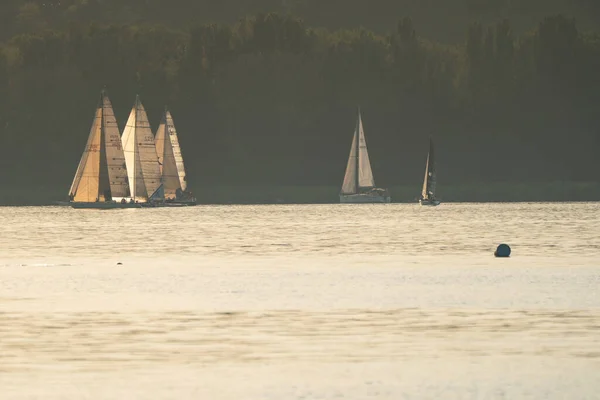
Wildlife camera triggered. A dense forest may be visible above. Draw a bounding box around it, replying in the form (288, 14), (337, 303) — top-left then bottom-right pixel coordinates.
(0, 0), (599, 203)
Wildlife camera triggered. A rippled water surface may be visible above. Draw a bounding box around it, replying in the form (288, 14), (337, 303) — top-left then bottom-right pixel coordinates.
(1, 203), (599, 399)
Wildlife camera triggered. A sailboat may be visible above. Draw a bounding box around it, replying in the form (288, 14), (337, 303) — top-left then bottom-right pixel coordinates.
(155, 107), (196, 205)
(67, 90), (142, 209)
(339, 108), (390, 203)
(121, 95), (165, 205)
(419, 137), (441, 206)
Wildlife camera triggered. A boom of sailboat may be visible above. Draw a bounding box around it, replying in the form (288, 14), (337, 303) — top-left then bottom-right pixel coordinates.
(67, 90), (196, 209)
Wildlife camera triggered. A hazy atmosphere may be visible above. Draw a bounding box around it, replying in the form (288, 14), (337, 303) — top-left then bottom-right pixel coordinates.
(2, 2), (600, 399)
(0, 0), (599, 203)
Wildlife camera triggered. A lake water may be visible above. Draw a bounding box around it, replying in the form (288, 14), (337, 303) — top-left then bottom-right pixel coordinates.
(1, 203), (599, 399)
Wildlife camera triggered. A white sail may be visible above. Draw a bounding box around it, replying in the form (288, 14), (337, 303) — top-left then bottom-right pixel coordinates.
(70, 107), (102, 202)
(341, 109), (375, 194)
(421, 152), (430, 199)
(341, 123), (358, 194)
(155, 116), (177, 198)
(122, 102), (146, 199)
(101, 94), (129, 198)
(167, 111), (188, 192)
(357, 112), (375, 189)
(69, 91), (129, 202)
(122, 95), (162, 201)
(421, 137), (436, 200)
(155, 109), (187, 198)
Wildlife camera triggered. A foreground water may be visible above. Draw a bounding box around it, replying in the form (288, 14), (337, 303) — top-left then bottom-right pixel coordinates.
(1, 203), (599, 399)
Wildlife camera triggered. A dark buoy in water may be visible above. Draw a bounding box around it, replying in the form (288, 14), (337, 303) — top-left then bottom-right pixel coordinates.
(117, 262), (123, 265)
(494, 244), (511, 258)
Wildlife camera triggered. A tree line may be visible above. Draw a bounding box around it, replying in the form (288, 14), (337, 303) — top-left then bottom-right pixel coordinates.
(3, 0), (600, 42)
(0, 10), (598, 200)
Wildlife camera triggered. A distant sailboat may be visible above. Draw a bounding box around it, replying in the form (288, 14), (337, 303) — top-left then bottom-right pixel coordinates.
(121, 95), (164, 204)
(155, 107), (196, 205)
(67, 90), (141, 209)
(339, 108), (390, 203)
(419, 137), (440, 206)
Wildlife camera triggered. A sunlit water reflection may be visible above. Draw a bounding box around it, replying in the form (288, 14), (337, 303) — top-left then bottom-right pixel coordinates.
(1, 203), (599, 399)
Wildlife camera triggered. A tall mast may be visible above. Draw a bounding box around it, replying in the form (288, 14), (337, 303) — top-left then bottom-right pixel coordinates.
(133, 95), (138, 201)
(428, 136), (435, 197)
(99, 90), (105, 200)
(355, 107), (361, 193)
(161, 105), (168, 186)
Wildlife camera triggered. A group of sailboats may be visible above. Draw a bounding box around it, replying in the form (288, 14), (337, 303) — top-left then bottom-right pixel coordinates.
(67, 90), (195, 209)
(67, 96), (438, 208)
(340, 109), (440, 206)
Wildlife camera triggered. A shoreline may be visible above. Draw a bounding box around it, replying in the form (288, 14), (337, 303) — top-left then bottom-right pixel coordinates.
(1, 182), (599, 206)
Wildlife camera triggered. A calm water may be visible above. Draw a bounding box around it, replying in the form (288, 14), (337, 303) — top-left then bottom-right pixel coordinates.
(1, 203), (599, 399)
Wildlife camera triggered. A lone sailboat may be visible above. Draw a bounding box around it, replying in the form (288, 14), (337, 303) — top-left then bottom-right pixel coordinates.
(419, 137), (440, 206)
(121, 95), (165, 204)
(339, 108), (390, 203)
(155, 107), (196, 205)
(68, 90), (141, 209)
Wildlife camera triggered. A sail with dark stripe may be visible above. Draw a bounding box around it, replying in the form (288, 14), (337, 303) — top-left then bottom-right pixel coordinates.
(421, 137), (437, 201)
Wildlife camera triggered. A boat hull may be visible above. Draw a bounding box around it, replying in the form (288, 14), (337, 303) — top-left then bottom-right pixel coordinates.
(419, 199), (441, 206)
(69, 201), (145, 209)
(163, 198), (197, 206)
(65, 199), (197, 209)
(340, 194), (391, 203)
(149, 201), (195, 208)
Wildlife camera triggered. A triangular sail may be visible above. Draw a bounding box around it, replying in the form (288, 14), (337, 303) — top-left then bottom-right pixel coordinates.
(70, 107), (102, 202)
(421, 137), (436, 200)
(101, 94), (129, 198)
(69, 91), (129, 202)
(341, 122), (358, 194)
(122, 103), (146, 199)
(167, 111), (188, 192)
(357, 112), (375, 189)
(341, 109), (376, 195)
(149, 183), (165, 202)
(122, 95), (163, 201)
(155, 109), (187, 198)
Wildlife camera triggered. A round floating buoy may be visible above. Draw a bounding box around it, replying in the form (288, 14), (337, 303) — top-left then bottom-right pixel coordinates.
(494, 244), (511, 258)
(117, 262), (123, 265)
